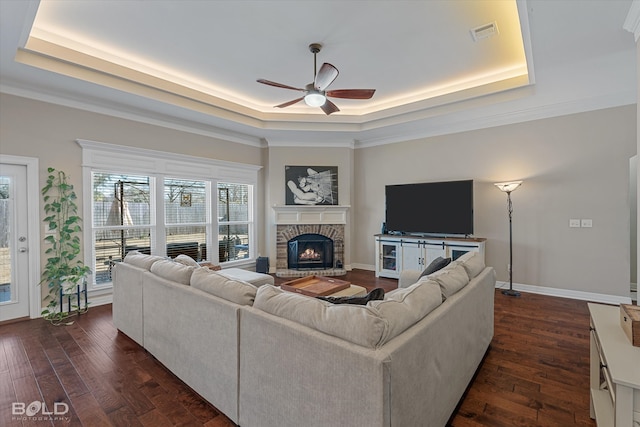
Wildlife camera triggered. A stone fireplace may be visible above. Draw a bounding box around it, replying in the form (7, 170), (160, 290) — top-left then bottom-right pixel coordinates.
(273, 205), (348, 278)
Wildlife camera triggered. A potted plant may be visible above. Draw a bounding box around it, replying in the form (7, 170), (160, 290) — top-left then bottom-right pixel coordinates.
(40, 167), (91, 324)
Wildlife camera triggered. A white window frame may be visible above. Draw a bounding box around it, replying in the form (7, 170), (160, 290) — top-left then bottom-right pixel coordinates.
(78, 139), (261, 294)
(217, 182), (254, 264)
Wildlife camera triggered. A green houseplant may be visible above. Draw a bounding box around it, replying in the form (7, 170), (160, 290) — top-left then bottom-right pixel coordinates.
(40, 167), (91, 324)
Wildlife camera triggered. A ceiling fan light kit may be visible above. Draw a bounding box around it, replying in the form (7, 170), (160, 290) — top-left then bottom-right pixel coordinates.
(304, 92), (326, 107)
(257, 43), (375, 115)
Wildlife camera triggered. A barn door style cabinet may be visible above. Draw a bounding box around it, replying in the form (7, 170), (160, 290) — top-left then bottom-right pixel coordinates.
(374, 234), (486, 279)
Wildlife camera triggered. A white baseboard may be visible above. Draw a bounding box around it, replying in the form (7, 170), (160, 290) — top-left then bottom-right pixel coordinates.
(29, 292), (113, 319)
(89, 293), (113, 307)
(352, 263), (375, 271)
(496, 281), (633, 305)
(347, 266), (633, 304)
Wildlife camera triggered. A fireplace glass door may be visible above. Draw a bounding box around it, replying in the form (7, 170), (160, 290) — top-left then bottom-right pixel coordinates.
(287, 233), (333, 270)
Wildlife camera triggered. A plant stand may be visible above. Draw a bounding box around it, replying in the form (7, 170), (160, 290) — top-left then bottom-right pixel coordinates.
(59, 279), (88, 315)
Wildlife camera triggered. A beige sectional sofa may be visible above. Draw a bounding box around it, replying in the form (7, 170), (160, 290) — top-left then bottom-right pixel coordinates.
(112, 251), (495, 427)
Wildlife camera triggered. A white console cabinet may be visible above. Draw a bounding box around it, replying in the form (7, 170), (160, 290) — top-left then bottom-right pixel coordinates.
(588, 303), (640, 427)
(374, 234), (486, 279)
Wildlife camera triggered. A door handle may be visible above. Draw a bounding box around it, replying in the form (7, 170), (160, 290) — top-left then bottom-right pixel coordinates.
(19, 247), (28, 253)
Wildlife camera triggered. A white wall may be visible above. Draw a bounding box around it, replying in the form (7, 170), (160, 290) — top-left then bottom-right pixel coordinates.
(265, 146), (354, 271)
(354, 105), (636, 298)
(2, 92), (637, 301)
(0, 93), (266, 300)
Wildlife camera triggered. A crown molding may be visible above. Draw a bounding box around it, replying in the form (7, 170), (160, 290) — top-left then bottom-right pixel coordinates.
(354, 90), (636, 148)
(624, 0), (640, 42)
(265, 138), (356, 149)
(0, 81), (266, 147)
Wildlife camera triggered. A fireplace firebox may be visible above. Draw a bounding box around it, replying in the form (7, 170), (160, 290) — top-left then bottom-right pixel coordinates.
(287, 233), (334, 270)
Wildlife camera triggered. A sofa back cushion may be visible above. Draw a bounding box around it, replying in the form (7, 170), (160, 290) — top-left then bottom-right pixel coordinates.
(425, 263), (470, 300)
(190, 268), (257, 306)
(254, 285), (386, 348)
(253, 281), (443, 349)
(369, 280), (443, 342)
(456, 251), (485, 279)
(123, 250), (165, 270)
(150, 260), (195, 285)
(174, 254), (200, 267)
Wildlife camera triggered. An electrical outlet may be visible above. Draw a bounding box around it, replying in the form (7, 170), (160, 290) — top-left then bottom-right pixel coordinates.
(569, 219), (581, 228)
(581, 219), (592, 228)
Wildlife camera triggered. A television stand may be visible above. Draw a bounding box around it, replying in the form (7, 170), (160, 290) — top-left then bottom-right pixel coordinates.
(374, 234), (486, 279)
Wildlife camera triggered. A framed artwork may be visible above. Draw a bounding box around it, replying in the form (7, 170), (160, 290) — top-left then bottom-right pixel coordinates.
(285, 166), (338, 205)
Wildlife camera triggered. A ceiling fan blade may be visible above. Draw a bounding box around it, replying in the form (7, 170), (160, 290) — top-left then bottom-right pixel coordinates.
(257, 79), (304, 91)
(320, 99), (340, 115)
(275, 97), (305, 108)
(326, 89), (376, 99)
(314, 63), (339, 91)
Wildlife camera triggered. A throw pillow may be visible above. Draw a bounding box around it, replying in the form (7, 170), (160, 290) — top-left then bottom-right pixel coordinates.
(419, 256), (451, 279)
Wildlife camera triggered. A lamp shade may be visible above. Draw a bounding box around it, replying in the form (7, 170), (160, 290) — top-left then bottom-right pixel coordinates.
(304, 92), (326, 107)
(494, 181), (522, 193)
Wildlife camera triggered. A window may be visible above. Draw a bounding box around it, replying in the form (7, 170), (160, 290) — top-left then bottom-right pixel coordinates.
(165, 178), (209, 262)
(218, 182), (252, 263)
(92, 173), (152, 284)
(80, 140), (260, 291)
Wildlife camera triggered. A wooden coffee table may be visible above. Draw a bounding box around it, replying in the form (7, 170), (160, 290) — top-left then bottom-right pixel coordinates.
(280, 275), (351, 297)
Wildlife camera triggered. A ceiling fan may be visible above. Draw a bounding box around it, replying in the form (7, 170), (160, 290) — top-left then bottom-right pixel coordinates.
(257, 43), (375, 115)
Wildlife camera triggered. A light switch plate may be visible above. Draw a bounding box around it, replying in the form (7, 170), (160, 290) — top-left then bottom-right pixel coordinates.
(581, 219), (593, 228)
(569, 219), (581, 228)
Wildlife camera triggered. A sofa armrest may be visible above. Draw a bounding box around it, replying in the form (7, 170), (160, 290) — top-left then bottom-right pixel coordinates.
(399, 270), (421, 288)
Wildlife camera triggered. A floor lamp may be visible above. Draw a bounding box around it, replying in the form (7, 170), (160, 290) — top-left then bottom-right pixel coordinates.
(494, 181), (523, 297)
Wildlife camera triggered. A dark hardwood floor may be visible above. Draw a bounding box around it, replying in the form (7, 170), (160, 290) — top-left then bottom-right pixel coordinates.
(1, 270), (597, 426)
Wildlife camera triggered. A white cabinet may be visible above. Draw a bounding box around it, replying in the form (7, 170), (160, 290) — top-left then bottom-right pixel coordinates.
(588, 303), (640, 427)
(401, 240), (427, 272)
(401, 240), (447, 272)
(375, 235), (485, 279)
(376, 239), (401, 278)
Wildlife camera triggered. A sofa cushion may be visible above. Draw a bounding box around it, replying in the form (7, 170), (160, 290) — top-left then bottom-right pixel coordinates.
(456, 251), (485, 279)
(190, 267), (257, 306)
(427, 263), (470, 300)
(254, 281), (443, 349)
(254, 285), (387, 348)
(368, 280), (442, 342)
(150, 259), (195, 285)
(174, 253), (200, 267)
(123, 250), (164, 270)
(418, 256), (451, 279)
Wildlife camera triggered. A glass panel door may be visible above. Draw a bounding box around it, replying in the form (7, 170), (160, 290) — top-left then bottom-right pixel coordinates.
(0, 164), (30, 321)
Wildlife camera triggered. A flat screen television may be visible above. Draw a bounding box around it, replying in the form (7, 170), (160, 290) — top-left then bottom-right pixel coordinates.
(385, 180), (474, 236)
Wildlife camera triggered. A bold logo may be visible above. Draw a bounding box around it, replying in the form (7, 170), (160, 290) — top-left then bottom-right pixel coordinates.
(12, 401), (69, 420)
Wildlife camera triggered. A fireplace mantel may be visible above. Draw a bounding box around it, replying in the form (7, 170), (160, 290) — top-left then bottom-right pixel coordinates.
(272, 205), (349, 225)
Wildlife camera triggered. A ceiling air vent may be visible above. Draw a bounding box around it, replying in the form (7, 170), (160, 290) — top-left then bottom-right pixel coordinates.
(470, 22), (499, 41)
